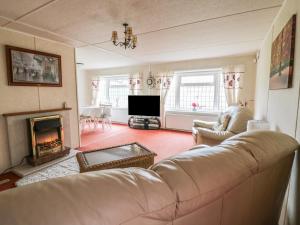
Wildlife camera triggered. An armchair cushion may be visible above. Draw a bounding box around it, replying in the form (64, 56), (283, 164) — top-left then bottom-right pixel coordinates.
(193, 120), (217, 129)
(226, 107), (253, 134)
(213, 113), (231, 131)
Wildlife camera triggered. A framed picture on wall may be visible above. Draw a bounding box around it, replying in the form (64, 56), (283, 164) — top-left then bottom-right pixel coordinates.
(5, 45), (62, 87)
(269, 14), (296, 90)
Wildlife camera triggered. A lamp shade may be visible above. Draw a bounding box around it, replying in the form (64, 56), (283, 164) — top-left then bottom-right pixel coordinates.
(111, 31), (118, 41)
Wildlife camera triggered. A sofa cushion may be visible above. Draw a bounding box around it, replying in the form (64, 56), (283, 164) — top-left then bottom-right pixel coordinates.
(150, 146), (256, 218)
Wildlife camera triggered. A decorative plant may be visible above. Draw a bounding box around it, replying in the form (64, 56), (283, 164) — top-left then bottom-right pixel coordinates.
(192, 102), (199, 111)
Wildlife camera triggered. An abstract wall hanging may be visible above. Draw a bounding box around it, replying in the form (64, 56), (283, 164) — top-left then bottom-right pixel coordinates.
(269, 15), (296, 90)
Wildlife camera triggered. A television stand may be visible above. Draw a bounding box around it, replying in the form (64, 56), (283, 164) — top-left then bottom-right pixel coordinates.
(128, 116), (161, 130)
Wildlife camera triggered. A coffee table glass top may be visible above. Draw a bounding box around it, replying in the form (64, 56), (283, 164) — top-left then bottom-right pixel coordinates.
(83, 143), (154, 166)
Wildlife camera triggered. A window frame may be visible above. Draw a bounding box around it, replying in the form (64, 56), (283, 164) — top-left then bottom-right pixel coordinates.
(100, 75), (129, 108)
(166, 68), (226, 113)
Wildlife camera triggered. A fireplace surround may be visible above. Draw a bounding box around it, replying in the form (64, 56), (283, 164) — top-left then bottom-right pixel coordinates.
(27, 115), (70, 166)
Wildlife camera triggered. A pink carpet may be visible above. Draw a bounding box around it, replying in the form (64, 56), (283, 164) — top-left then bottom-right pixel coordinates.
(80, 124), (194, 162)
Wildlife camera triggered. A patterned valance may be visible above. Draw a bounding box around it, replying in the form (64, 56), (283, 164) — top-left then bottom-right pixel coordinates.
(147, 72), (172, 90)
(223, 72), (244, 89)
(129, 73), (143, 90)
(222, 65), (245, 106)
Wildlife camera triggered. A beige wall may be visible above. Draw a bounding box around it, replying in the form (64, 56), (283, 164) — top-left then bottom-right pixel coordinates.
(83, 54), (257, 110)
(255, 0), (300, 135)
(254, 0), (300, 224)
(76, 68), (91, 107)
(0, 28), (80, 172)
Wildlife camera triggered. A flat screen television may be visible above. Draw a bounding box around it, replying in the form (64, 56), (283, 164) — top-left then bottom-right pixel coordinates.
(128, 95), (160, 116)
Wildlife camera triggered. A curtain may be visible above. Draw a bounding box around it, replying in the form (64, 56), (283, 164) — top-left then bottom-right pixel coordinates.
(129, 72), (143, 95)
(91, 79), (100, 105)
(222, 65), (245, 106)
(153, 71), (174, 128)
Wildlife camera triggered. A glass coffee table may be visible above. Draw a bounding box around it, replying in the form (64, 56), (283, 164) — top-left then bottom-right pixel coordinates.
(76, 142), (157, 173)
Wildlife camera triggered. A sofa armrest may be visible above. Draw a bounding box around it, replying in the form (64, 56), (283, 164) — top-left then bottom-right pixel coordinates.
(193, 120), (217, 129)
(197, 128), (235, 141)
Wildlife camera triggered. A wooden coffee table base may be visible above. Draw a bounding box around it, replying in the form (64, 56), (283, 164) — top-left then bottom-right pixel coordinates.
(76, 142), (157, 173)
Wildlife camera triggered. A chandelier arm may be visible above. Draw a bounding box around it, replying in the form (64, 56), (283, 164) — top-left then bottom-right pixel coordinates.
(111, 23), (137, 50)
(115, 42), (124, 47)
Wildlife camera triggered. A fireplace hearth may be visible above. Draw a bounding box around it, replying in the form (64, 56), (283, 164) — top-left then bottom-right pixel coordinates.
(27, 115), (70, 166)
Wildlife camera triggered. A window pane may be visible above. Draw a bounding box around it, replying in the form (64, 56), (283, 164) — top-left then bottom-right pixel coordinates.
(110, 79), (128, 86)
(109, 86), (128, 107)
(96, 76), (129, 108)
(108, 77), (129, 107)
(179, 86), (215, 111)
(165, 69), (228, 112)
(181, 75), (214, 84)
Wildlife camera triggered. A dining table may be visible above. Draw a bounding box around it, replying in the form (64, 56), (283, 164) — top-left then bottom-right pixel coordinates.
(79, 104), (112, 130)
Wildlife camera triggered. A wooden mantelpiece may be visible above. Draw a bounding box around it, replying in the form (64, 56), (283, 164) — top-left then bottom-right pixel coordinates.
(2, 107), (72, 117)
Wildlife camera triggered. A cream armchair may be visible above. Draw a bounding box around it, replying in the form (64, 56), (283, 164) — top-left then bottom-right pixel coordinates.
(192, 106), (253, 146)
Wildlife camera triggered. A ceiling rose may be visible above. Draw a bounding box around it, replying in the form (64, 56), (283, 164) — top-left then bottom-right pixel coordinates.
(111, 23), (137, 50)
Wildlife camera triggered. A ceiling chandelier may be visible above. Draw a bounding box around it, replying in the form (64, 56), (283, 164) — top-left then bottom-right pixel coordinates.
(111, 23), (137, 49)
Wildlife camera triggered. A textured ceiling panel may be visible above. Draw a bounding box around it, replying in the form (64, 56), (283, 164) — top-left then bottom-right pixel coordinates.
(0, 0), (52, 19)
(137, 40), (261, 63)
(0, 17), (9, 26)
(6, 22), (86, 47)
(96, 7), (277, 57)
(19, 0), (282, 44)
(0, 0), (283, 68)
(76, 46), (144, 69)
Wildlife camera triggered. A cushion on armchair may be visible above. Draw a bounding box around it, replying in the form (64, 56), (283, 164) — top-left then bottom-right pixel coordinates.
(226, 107), (253, 134)
(213, 113), (231, 131)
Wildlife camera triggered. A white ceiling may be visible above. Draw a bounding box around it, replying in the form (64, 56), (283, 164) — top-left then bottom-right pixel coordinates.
(0, 0), (283, 69)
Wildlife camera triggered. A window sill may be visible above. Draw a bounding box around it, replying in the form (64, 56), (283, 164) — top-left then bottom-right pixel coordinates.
(112, 107), (128, 110)
(166, 110), (220, 116)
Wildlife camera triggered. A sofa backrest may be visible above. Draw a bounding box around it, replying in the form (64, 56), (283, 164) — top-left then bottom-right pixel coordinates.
(151, 131), (298, 225)
(0, 168), (176, 225)
(0, 131), (298, 225)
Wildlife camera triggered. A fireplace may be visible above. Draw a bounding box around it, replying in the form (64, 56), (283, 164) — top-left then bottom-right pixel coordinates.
(27, 115), (70, 166)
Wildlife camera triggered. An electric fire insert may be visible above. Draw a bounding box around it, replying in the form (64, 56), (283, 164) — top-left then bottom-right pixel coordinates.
(27, 115), (70, 166)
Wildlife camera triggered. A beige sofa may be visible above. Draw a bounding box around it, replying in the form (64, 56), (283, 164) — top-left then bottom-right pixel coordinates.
(0, 131), (298, 225)
(192, 106), (253, 145)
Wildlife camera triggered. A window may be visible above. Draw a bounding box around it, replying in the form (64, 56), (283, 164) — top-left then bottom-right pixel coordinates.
(97, 75), (129, 108)
(165, 69), (227, 112)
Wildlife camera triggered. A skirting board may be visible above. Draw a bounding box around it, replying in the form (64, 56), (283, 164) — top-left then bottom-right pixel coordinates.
(12, 149), (79, 177)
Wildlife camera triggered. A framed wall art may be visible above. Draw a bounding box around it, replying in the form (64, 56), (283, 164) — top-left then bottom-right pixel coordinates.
(6, 45), (62, 87)
(269, 14), (296, 90)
